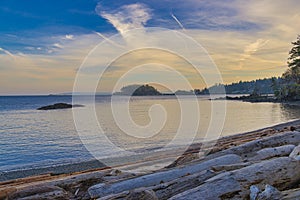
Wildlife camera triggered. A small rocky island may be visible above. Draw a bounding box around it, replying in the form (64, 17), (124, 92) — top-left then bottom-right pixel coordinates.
(37, 103), (84, 110)
(114, 84), (162, 96)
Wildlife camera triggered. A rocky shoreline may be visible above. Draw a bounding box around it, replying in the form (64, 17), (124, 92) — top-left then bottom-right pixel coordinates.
(217, 95), (300, 105)
(1, 120), (300, 199)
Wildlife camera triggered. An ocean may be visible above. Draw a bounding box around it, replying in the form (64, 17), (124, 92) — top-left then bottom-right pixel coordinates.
(1, 95), (300, 172)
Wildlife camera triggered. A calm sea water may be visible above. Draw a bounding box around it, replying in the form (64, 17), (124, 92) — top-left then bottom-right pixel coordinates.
(1, 95), (300, 171)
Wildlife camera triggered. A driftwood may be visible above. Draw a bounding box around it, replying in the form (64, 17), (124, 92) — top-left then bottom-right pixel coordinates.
(169, 157), (300, 200)
(249, 144), (295, 161)
(289, 144), (300, 160)
(7, 185), (69, 200)
(203, 131), (300, 161)
(99, 170), (217, 200)
(88, 154), (242, 199)
(282, 188), (300, 199)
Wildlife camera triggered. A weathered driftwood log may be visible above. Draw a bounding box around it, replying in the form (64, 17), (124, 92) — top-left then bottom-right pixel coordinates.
(98, 170), (217, 200)
(211, 162), (251, 172)
(204, 131), (300, 161)
(169, 157), (300, 200)
(88, 154), (241, 199)
(256, 184), (283, 200)
(250, 185), (260, 200)
(249, 144), (295, 161)
(282, 188), (300, 200)
(7, 185), (68, 200)
(250, 184), (283, 200)
(289, 144), (300, 160)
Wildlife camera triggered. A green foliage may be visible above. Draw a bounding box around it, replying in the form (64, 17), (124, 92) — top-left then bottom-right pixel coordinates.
(195, 77), (281, 95)
(274, 35), (300, 101)
(275, 84), (300, 101)
(287, 35), (300, 84)
(288, 35), (300, 68)
(132, 84), (161, 96)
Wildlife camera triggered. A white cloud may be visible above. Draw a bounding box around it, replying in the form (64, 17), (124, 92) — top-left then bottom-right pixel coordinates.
(53, 43), (64, 49)
(65, 34), (74, 40)
(96, 3), (152, 36)
(242, 39), (269, 59)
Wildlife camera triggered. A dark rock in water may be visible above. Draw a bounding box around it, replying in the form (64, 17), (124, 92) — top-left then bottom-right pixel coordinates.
(37, 103), (84, 110)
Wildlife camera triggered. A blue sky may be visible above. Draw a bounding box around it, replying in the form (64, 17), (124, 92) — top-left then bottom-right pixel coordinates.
(0, 0), (260, 53)
(0, 0), (299, 94)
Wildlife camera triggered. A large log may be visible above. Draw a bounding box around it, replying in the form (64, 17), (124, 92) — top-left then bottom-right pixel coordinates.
(169, 157), (300, 200)
(88, 154), (241, 199)
(203, 131), (300, 161)
(289, 144), (300, 160)
(249, 144), (295, 161)
(98, 170), (217, 200)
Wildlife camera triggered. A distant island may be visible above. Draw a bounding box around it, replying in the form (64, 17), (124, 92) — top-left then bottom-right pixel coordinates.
(37, 103), (84, 110)
(114, 78), (279, 97)
(114, 84), (162, 96)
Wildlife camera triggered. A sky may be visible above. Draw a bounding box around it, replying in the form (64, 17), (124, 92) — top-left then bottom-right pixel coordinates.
(0, 0), (300, 94)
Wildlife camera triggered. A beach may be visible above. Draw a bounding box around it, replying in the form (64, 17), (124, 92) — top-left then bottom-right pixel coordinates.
(1, 119), (300, 199)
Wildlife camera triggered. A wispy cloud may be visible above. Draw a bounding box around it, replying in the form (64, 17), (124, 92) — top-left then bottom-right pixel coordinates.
(95, 32), (125, 49)
(95, 3), (152, 36)
(239, 39), (269, 68)
(53, 43), (64, 49)
(0, 47), (15, 58)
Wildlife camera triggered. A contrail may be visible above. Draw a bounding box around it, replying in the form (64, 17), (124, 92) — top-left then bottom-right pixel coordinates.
(0, 47), (15, 58)
(171, 13), (186, 31)
(95, 32), (125, 49)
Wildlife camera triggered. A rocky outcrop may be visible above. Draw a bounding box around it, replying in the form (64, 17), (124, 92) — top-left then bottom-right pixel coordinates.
(37, 103), (83, 110)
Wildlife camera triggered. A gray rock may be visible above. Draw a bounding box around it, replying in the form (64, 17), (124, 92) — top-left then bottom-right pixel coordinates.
(37, 103), (84, 110)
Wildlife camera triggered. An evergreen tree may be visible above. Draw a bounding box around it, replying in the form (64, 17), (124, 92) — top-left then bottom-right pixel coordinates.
(286, 35), (300, 84)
